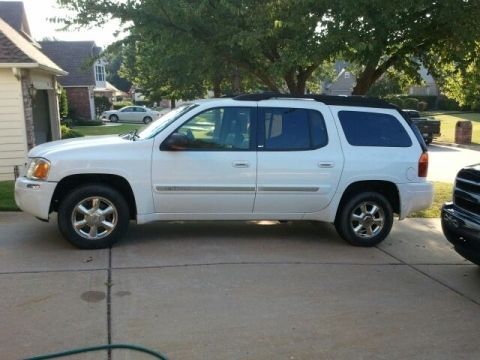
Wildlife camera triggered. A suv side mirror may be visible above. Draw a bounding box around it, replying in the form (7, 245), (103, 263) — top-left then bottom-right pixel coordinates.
(161, 133), (189, 151)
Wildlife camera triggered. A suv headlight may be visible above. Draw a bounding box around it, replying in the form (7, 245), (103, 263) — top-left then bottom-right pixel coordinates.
(26, 158), (51, 180)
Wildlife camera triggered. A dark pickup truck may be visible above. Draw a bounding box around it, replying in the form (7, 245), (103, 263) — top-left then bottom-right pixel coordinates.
(442, 165), (480, 266)
(403, 110), (441, 145)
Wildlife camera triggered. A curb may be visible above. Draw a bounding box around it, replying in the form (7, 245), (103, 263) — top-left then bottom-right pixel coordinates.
(432, 141), (480, 151)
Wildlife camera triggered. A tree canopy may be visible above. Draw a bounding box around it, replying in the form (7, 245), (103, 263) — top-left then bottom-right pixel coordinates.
(56, 0), (480, 98)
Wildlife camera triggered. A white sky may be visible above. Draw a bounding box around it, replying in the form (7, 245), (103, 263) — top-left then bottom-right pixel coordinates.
(4, 0), (124, 47)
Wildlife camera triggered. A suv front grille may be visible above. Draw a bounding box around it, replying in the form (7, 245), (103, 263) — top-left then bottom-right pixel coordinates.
(454, 169), (480, 215)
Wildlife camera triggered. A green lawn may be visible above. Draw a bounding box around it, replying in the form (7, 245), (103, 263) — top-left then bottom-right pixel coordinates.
(424, 112), (480, 145)
(73, 124), (144, 136)
(408, 181), (453, 218)
(0, 181), (19, 211)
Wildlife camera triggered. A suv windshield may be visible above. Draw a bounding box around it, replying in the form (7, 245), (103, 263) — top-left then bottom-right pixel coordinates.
(137, 104), (198, 139)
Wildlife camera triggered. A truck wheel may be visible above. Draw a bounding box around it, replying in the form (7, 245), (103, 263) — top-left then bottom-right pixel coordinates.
(335, 192), (393, 247)
(58, 184), (130, 249)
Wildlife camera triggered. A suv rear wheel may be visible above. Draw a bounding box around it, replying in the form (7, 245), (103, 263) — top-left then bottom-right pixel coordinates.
(58, 184), (130, 249)
(335, 192), (393, 247)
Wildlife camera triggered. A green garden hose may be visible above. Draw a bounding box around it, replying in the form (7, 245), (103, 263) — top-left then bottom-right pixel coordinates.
(24, 343), (168, 360)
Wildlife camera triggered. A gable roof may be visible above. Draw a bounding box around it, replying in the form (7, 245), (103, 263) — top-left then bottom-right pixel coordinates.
(0, 1), (31, 37)
(39, 40), (99, 86)
(0, 18), (66, 74)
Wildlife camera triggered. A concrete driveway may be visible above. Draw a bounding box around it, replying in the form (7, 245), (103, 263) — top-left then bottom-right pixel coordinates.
(428, 144), (479, 182)
(1, 212), (479, 360)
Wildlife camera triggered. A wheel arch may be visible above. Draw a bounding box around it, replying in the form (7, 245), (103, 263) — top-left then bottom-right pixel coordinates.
(335, 180), (400, 222)
(50, 174), (137, 220)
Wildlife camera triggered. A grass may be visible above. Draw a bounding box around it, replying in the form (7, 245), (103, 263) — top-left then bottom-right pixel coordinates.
(408, 181), (453, 218)
(0, 181), (19, 211)
(424, 111), (480, 145)
(73, 124), (144, 136)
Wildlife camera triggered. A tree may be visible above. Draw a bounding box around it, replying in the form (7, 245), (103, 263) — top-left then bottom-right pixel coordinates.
(427, 44), (480, 110)
(56, 0), (480, 95)
(105, 50), (132, 93)
(320, 0), (480, 94)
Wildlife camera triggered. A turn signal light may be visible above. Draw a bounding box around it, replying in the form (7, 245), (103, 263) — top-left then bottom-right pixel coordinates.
(418, 152), (429, 178)
(26, 158), (51, 180)
(33, 162), (50, 179)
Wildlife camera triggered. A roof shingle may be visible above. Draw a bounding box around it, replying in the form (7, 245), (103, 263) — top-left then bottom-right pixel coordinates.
(0, 29), (30, 62)
(0, 1), (30, 36)
(39, 41), (98, 86)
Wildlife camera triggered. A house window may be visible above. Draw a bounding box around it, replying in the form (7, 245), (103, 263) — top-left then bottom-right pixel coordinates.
(344, 71), (350, 79)
(95, 65), (105, 82)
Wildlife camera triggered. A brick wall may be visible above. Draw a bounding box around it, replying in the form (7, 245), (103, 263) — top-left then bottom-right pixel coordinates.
(66, 87), (92, 120)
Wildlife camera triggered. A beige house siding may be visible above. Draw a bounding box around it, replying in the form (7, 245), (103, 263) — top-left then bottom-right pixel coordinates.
(0, 68), (28, 180)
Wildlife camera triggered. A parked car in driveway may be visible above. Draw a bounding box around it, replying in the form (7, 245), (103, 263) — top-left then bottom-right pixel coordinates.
(101, 106), (161, 124)
(15, 93), (433, 249)
(442, 165), (480, 266)
(403, 109), (441, 145)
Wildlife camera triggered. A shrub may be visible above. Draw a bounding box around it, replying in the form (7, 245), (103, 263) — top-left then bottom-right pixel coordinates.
(113, 101), (133, 110)
(437, 97), (461, 111)
(61, 125), (84, 139)
(384, 96), (404, 108)
(94, 96), (112, 116)
(399, 95), (437, 110)
(59, 88), (69, 119)
(402, 97), (419, 109)
(72, 119), (104, 126)
(417, 101), (428, 111)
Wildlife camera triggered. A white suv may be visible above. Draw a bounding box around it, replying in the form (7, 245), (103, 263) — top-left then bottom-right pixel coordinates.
(15, 94), (433, 249)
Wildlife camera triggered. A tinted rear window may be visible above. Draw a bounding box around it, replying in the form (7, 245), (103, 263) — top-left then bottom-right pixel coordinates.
(260, 108), (328, 150)
(338, 111), (412, 147)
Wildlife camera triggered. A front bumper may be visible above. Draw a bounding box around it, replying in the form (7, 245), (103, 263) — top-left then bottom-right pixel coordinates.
(398, 181), (434, 219)
(442, 203), (480, 264)
(15, 177), (57, 220)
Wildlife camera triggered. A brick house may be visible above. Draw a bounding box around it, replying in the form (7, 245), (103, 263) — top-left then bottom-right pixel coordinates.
(39, 41), (112, 120)
(0, 2), (66, 180)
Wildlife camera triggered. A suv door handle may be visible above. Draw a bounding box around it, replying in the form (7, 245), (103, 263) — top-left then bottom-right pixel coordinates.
(318, 162), (335, 168)
(232, 161), (250, 168)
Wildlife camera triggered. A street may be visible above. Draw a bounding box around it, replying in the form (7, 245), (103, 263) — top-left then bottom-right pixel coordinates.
(428, 144), (480, 182)
(0, 212), (479, 359)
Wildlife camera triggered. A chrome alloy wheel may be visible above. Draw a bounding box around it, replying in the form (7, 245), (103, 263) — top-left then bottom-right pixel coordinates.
(71, 197), (118, 240)
(350, 201), (385, 239)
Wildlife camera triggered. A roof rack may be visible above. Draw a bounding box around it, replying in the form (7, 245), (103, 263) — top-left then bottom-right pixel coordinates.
(233, 92), (396, 109)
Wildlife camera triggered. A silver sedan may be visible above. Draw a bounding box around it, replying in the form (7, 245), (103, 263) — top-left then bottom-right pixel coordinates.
(102, 106), (161, 124)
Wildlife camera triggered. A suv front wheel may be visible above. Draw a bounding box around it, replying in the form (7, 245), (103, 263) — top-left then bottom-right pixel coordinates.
(58, 184), (130, 249)
(335, 192), (393, 247)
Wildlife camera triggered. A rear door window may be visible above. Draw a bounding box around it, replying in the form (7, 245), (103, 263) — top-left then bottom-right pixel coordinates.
(259, 108), (328, 150)
(338, 111), (412, 147)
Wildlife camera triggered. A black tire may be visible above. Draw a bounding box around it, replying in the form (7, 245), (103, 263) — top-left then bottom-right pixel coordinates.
(58, 184), (130, 249)
(335, 191), (393, 247)
(109, 114), (119, 123)
(143, 116), (153, 124)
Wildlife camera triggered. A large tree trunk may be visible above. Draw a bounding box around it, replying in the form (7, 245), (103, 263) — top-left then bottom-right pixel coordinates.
(212, 78), (222, 97)
(232, 66), (241, 94)
(170, 98), (176, 108)
(352, 77), (375, 95)
(284, 65), (318, 95)
(352, 55), (400, 95)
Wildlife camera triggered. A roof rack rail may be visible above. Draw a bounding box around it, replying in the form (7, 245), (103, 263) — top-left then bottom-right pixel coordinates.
(233, 92), (396, 109)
